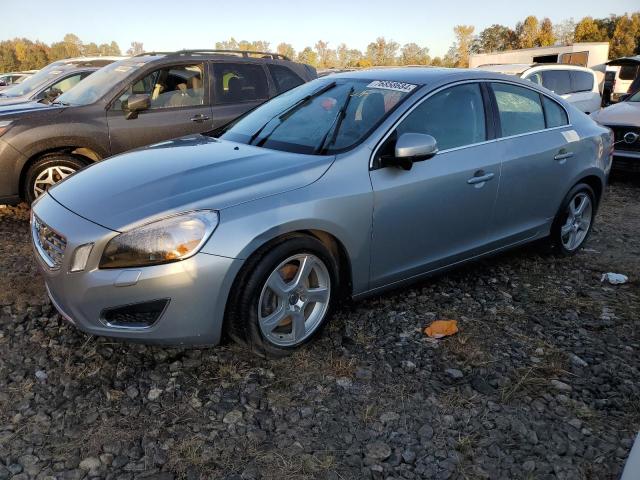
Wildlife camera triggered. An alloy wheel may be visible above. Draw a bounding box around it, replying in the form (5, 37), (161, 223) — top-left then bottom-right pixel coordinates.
(33, 165), (76, 198)
(560, 192), (593, 251)
(258, 253), (331, 347)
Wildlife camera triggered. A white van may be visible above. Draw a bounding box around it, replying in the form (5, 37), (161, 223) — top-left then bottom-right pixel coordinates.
(476, 64), (602, 114)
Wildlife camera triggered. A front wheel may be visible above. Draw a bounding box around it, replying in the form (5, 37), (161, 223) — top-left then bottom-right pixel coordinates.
(24, 154), (86, 204)
(550, 183), (596, 256)
(226, 235), (338, 357)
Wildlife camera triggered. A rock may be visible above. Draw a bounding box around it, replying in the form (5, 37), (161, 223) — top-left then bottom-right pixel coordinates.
(550, 380), (572, 392)
(336, 377), (352, 388)
(223, 410), (243, 424)
(35, 370), (47, 381)
(418, 424), (434, 440)
(523, 460), (535, 472)
(445, 368), (463, 379)
(569, 354), (588, 367)
(365, 441), (392, 461)
(402, 450), (416, 464)
(79, 457), (101, 471)
(147, 388), (163, 401)
(379, 412), (400, 423)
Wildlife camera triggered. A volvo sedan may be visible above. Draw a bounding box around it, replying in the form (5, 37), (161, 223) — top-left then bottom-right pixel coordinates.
(31, 69), (613, 356)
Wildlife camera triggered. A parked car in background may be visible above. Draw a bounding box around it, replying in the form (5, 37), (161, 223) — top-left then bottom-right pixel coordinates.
(0, 49), (316, 204)
(605, 56), (640, 103)
(30, 68), (612, 355)
(591, 90), (640, 172)
(477, 64), (602, 114)
(0, 57), (122, 106)
(0, 70), (37, 91)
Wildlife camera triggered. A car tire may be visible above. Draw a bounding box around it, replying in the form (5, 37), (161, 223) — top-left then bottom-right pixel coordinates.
(549, 183), (596, 256)
(24, 154), (86, 204)
(226, 234), (338, 357)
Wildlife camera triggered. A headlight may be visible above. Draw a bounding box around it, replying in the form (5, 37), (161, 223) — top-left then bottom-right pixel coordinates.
(99, 210), (219, 269)
(0, 120), (13, 137)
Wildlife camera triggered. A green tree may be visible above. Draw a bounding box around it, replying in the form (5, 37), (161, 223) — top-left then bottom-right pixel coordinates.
(574, 17), (605, 42)
(84, 42), (99, 56)
(365, 37), (399, 66)
(63, 33), (83, 57)
(516, 16), (540, 48)
(276, 42), (295, 59)
(537, 18), (556, 46)
(126, 41), (144, 56)
(0, 41), (19, 72)
(477, 24), (517, 52)
(315, 40), (337, 68)
(399, 42), (430, 65)
(452, 25), (475, 67)
(297, 47), (318, 67)
(554, 19), (576, 45)
(610, 14), (640, 58)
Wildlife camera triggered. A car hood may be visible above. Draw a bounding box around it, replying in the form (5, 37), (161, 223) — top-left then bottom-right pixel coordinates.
(591, 102), (640, 126)
(0, 95), (32, 107)
(48, 135), (334, 232)
(0, 101), (56, 117)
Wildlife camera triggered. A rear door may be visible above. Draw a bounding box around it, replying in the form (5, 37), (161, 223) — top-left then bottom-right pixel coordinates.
(488, 82), (576, 245)
(568, 70), (601, 114)
(210, 62), (270, 129)
(106, 62), (213, 155)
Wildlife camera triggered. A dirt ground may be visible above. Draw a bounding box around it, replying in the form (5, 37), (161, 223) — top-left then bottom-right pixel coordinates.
(0, 175), (638, 480)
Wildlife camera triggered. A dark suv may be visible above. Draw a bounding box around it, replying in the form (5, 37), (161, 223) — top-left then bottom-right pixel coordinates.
(0, 57), (121, 106)
(0, 50), (316, 204)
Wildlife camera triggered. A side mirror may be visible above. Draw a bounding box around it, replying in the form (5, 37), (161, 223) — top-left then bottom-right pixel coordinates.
(125, 94), (151, 119)
(381, 133), (438, 170)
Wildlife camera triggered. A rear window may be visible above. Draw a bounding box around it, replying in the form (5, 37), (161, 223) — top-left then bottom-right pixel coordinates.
(619, 65), (639, 81)
(268, 64), (304, 94)
(569, 71), (594, 93)
(213, 63), (269, 104)
(541, 71), (571, 95)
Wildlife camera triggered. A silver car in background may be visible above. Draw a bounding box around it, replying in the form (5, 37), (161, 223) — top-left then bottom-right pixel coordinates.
(31, 68), (613, 356)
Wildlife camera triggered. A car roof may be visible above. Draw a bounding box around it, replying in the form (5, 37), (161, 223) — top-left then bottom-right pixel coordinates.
(475, 64), (533, 75)
(328, 67), (526, 85)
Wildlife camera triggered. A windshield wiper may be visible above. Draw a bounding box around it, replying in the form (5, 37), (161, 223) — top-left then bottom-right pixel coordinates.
(314, 86), (355, 155)
(51, 100), (70, 106)
(249, 81), (337, 147)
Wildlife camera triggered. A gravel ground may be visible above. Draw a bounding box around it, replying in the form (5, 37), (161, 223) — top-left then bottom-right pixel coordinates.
(0, 177), (638, 480)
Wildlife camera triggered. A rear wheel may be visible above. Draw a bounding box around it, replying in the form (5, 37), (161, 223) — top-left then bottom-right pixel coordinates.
(24, 154), (86, 204)
(226, 235), (338, 357)
(550, 183), (596, 256)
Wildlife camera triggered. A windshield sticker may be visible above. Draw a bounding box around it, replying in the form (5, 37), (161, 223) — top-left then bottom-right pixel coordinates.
(367, 80), (417, 93)
(114, 66), (133, 73)
(562, 130), (580, 143)
(49, 70), (63, 75)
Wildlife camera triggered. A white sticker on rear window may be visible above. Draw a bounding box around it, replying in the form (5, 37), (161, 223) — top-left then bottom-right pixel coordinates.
(367, 80), (417, 93)
(562, 130), (580, 143)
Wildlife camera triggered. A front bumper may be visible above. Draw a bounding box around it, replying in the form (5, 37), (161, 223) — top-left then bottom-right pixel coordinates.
(31, 193), (242, 345)
(612, 150), (640, 172)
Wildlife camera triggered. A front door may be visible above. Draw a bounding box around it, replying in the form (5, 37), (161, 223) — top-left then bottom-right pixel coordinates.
(369, 82), (502, 289)
(106, 62), (213, 155)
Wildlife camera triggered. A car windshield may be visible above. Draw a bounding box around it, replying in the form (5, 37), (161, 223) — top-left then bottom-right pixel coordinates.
(220, 78), (418, 155)
(628, 90), (640, 102)
(0, 63), (66, 97)
(57, 61), (146, 106)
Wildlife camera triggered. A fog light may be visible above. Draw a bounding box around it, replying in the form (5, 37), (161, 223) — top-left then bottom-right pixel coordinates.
(70, 243), (94, 272)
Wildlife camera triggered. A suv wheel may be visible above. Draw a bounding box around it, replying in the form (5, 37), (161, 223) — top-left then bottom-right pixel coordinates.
(550, 183), (596, 256)
(25, 154), (86, 204)
(226, 234), (338, 357)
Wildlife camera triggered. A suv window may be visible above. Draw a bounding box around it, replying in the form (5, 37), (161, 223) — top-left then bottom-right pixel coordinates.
(540, 70), (571, 95)
(619, 65), (639, 81)
(213, 63), (268, 104)
(542, 96), (568, 128)
(395, 83), (486, 151)
(113, 64), (205, 110)
(569, 71), (593, 93)
(492, 83), (545, 137)
(268, 64), (304, 94)
(40, 72), (90, 99)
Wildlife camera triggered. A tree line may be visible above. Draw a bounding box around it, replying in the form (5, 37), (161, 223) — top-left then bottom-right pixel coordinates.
(1, 12), (638, 73)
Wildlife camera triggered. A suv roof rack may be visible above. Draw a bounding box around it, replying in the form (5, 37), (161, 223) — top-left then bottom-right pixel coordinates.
(134, 49), (291, 61)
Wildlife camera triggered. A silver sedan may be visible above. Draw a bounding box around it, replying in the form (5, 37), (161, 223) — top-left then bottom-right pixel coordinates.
(31, 68), (613, 356)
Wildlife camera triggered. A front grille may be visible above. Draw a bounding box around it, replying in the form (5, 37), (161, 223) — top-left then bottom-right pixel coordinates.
(101, 299), (169, 329)
(608, 125), (640, 152)
(31, 214), (66, 269)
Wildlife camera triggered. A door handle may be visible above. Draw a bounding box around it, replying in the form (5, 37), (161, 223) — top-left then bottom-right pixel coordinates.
(467, 171), (495, 185)
(554, 151), (574, 161)
(190, 114), (210, 123)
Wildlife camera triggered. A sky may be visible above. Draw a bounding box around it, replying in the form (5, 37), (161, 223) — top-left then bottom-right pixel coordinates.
(2, 0), (638, 57)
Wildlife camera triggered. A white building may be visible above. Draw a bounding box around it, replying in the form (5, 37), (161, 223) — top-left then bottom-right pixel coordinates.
(469, 42), (610, 73)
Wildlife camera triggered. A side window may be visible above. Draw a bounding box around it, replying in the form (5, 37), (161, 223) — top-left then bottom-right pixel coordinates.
(267, 64), (304, 94)
(569, 71), (594, 93)
(492, 83), (545, 137)
(113, 64), (205, 111)
(619, 65), (639, 81)
(395, 83), (486, 151)
(542, 97), (568, 128)
(540, 70), (571, 95)
(526, 73), (542, 85)
(47, 73), (85, 95)
(213, 63), (269, 104)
